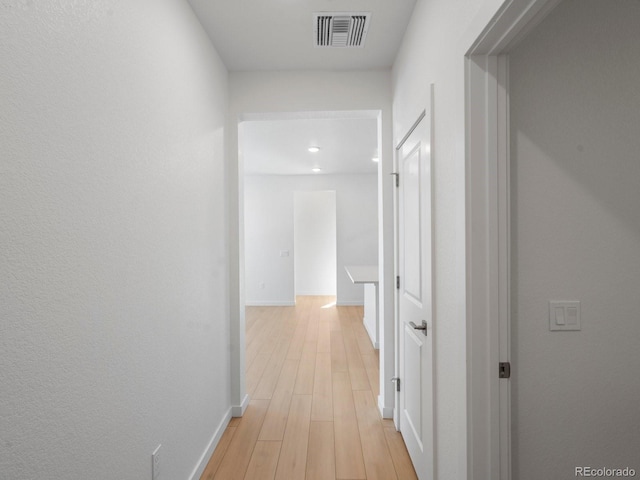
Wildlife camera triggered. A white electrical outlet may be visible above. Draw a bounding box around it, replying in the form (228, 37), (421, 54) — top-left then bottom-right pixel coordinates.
(152, 445), (161, 479)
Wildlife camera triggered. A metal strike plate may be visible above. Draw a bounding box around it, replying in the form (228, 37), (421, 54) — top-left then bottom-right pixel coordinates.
(499, 362), (511, 379)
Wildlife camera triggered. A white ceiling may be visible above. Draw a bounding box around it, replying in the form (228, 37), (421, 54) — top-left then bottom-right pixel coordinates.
(241, 116), (378, 175)
(189, 1), (407, 175)
(188, 0), (417, 71)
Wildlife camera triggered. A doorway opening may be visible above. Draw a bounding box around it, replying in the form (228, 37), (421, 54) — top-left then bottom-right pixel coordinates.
(239, 110), (387, 405)
(241, 112), (379, 307)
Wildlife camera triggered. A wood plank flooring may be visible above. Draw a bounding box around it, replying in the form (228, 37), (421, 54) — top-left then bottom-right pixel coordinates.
(200, 296), (417, 480)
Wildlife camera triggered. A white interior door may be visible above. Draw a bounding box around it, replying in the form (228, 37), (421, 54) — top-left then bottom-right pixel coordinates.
(397, 111), (434, 480)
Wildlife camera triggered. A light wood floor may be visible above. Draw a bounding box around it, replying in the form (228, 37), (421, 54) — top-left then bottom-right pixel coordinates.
(200, 295), (417, 480)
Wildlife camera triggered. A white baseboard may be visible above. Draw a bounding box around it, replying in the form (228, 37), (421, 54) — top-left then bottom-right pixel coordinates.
(364, 319), (379, 349)
(231, 393), (249, 417)
(335, 300), (365, 306)
(378, 394), (394, 419)
(188, 407), (232, 480)
(245, 301), (295, 306)
(188, 393), (251, 479)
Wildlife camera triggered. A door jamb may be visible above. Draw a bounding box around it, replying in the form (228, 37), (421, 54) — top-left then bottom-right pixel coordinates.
(465, 0), (561, 479)
(230, 109), (395, 420)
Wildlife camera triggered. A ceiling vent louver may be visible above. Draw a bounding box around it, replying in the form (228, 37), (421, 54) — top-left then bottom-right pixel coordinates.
(314, 13), (371, 48)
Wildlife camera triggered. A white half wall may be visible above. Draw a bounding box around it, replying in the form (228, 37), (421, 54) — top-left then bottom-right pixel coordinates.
(0, 2), (230, 479)
(244, 175), (377, 305)
(510, 1), (640, 478)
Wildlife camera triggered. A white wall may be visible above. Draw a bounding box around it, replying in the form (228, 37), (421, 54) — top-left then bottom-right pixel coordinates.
(510, 1), (640, 477)
(0, 2), (230, 479)
(391, 0), (507, 476)
(294, 191), (337, 296)
(293, 190), (338, 295)
(245, 175), (377, 305)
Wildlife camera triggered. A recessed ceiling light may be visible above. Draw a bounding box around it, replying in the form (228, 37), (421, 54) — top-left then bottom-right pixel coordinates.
(308, 146), (321, 153)
(372, 157), (379, 163)
(312, 167), (322, 173)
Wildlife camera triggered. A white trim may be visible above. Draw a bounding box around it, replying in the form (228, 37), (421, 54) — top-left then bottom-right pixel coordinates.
(335, 300), (365, 306)
(377, 108), (396, 421)
(241, 109), (380, 122)
(392, 113), (400, 430)
(395, 110), (426, 150)
(232, 393), (250, 417)
(466, 52), (493, 480)
(496, 54), (512, 480)
(231, 107), (394, 426)
(428, 84), (437, 478)
(378, 395), (394, 419)
(244, 301), (296, 306)
(465, 1), (560, 479)
(465, 48), (512, 480)
(188, 408), (232, 480)
(467, 0), (563, 56)
(364, 322), (379, 349)
(228, 115), (246, 423)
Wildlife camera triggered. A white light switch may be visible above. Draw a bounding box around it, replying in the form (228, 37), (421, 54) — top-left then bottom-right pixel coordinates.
(549, 301), (581, 331)
(280, 250), (290, 257)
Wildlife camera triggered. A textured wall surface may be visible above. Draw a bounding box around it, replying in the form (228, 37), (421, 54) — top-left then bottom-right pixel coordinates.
(510, 1), (640, 477)
(0, 1), (230, 479)
(245, 174), (378, 306)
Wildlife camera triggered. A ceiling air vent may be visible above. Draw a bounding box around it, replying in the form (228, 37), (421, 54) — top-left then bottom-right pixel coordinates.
(314, 12), (371, 48)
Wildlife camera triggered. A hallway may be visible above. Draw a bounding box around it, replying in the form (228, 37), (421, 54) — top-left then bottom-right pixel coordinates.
(200, 296), (417, 480)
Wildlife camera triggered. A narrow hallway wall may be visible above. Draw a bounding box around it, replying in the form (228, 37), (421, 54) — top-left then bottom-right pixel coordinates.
(0, 1), (230, 478)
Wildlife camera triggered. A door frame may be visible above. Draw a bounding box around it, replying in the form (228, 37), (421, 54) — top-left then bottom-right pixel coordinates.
(465, 0), (562, 479)
(230, 107), (396, 420)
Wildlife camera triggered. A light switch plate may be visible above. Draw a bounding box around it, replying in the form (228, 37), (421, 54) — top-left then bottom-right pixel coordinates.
(549, 301), (581, 331)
